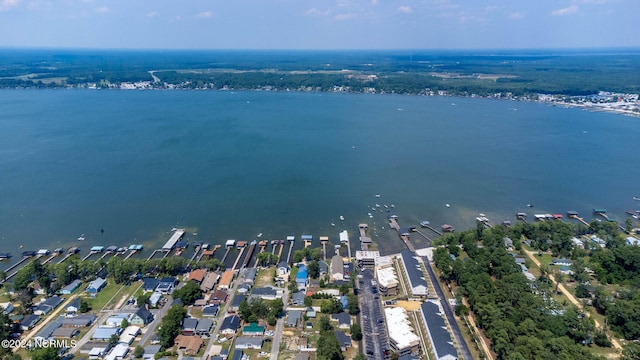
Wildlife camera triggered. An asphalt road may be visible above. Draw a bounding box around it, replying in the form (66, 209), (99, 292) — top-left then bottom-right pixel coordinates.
(358, 269), (388, 360)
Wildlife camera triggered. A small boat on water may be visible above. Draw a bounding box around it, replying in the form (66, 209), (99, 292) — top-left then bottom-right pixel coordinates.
(77, 234), (85, 241)
(375, 194), (381, 198)
(339, 215), (345, 221)
(634, 197), (640, 201)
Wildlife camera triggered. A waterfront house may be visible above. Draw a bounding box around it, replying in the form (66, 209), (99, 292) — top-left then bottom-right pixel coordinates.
(244, 268), (257, 284)
(330, 255), (344, 282)
(59, 279), (82, 295)
(156, 277), (177, 294)
(188, 269), (206, 284)
(200, 272), (219, 292)
(86, 277), (107, 293)
(277, 261), (290, 276)
(129, 305), (154, 326)
(217, 270), (235, 290)
(142, 278), (159, 293)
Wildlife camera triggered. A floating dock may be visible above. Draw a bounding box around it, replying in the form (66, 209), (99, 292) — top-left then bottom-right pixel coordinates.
(162, 229), (186, 251)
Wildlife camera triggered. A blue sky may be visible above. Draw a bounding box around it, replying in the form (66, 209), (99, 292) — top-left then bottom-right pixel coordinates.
(1, 0), (638, 49)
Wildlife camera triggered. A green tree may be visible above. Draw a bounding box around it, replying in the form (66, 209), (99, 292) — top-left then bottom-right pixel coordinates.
(133, 345), (144, 358)
(79, 299), (91, 313)
(137, 292), (151, 307)
(29, 346), (60, 360)
(350, 323), (362, 341)
(172, 281), (203, 305)
(158, 305), (187, 348)
(304, 296), (313, 307)
(317, 330), (343, 360)
(308, 261), (320, 279)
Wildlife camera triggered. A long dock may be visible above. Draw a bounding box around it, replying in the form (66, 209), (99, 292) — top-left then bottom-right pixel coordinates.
(147, 249), (163, 261)
(57, 252), (74, 264)
(568, 213), (590, 227)
(221, 246), (232, 263)
(320, 236), (329, 261)
(253, 241), (268, 268)
(422, 223), (443, 236)
(82, 251), (97, 261)
(3, 256), (31, 274)
(413, 229), (433, 243)
(243, 241), (257, 269)
(190, 245), (202, 262)
(96, 251), (113, 263)
(41, 253), (58, 265)
(285, 238), (295, 264)
(125, 250), (137, 260)
(162, 228), (186, 251)
(231, 246), (246, 271)
(1, 255), (42, 284)
(277, 241), (284, 263)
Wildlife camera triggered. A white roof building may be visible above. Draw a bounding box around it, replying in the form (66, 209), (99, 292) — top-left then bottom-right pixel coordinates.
(385, 307), (420, 356)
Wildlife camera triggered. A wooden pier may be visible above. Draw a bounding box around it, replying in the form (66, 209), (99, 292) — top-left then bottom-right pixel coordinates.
(277, 241), (285, 263)
(568, 213), (591, 227)
(82, 251), (97, 261)
(285, 239), (295, 264)
(190, 244), (202, 262)
(96, 251), (113, 263)
(1, 256), (32, 278)
(413, 228), (433, 243)
(124, 250), (137, 260)
(41, 253), (59, 265)
(320, 236), (329, 261)
(389, 217), (416, 252)
(422, 223), (443, 236)
(221, 246), (232, 263)
(243, 241), (257, 269)
(1, 255), (42, 284)
(253, 241), (268, 268)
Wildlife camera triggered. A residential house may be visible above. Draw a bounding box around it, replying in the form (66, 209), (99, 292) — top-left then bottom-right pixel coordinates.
(188, 269), (206, 284)
(220, 315), (241, 335)
(291, 291), (305, 306)
(277, 261), (290, 276)
(175, 335), (203, 355)
(335, 331), (352, 351)
(149, 292), (162, 307)
(33, 295), (64, 316)
(244, 268), (257, 284)
(200, 272), (219, 292)
(296, 264), (309, 289)
(142, 278), (159, 293)
(195, 318), (213, 336)
(34, 316), (63, 341)
(231, 294), (246, 312)
(286, 310), (302, 328)
(52, 327), (79, 339)
(217, 270), (235, 290)
(143, 345), (161, 360)
(20, 314), (40, 331)
(330, 255), (344, 282)
(86, 277), (107, 293)
(119, 325), (141, 345)
(330, 312), (351, 329)
(210, 290), (228, 304)
(399, 250), (429, 297)
(92, 327), (122, 341)
(235, 337), (263, 350)
(105, 314), (129, 327)
(306, 307), (316, 318)
(182, 318), (199, 336)
(62, 314), (96, 327)
(250, 287), (278, 301)
(59, 279), (82, 295)
(202, 305), (220, 317)
(129, 305), (154, 326)
(242, 323), (265, 336)
(551, 258), (572, 266)
(65, 297), (81, 316)
(0, 302), (13, 314)
(156, 277), (176, 294)
(105, 343), (129, 360)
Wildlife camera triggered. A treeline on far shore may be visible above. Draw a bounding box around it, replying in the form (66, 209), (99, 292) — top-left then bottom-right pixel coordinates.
(1, 49), (640, 97)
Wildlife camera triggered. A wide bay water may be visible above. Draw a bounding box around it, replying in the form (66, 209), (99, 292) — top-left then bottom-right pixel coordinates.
(1, 89), (639, 259)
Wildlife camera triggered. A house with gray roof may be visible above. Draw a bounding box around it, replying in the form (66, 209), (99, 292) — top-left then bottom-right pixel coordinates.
(195, 318), (213, 336)
(287, 310), (302, 328)
(243, 268), (257, 283)
(231, 294), (246, 312)
(142, 278), (159, 292)
(399, 250), (429, 297)
(335, 331), (352, 351)
(86, 277), (107, 293)
(34, 316), (63, 341)
(20, 314), (40, 331)
(34, 295), (64, 316)
(92, 327), (122, 341)
(235, 336), (263, 349)
(182, 317), (198, 336)
(220, 315), (241, 334)
(143, 345), (162, 360)
(250, 287), (278, 300)
(59, 279), (82, 295)
(202, 305), (220, 317)
(62, 313), (96, 327)
(330, 312), (351, 329)
(419, 301), (458, 360)
(291, 291), (305, 306)
(66, 297), (81, 316)
(129, 305), (154, 326)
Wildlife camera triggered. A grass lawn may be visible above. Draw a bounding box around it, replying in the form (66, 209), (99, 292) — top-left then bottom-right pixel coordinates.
(87, 281), (124, 311)
(254, 268), (275, 288)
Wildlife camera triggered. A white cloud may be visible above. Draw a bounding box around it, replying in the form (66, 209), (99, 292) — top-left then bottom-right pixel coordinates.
(572, 0), (615, 4)
(334, 13), (356, 20)
(305, 7), (332, 16)
(0, 0), (20, 11)
(551, 5), (579, 16)
(146, 11), (159, 18)
(371, 0), (378, 4)
(508, 12), (524, 20)
(397, 6), (413, 14)
(94, 6), (110, 14)
(196, 11), (212, 18)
